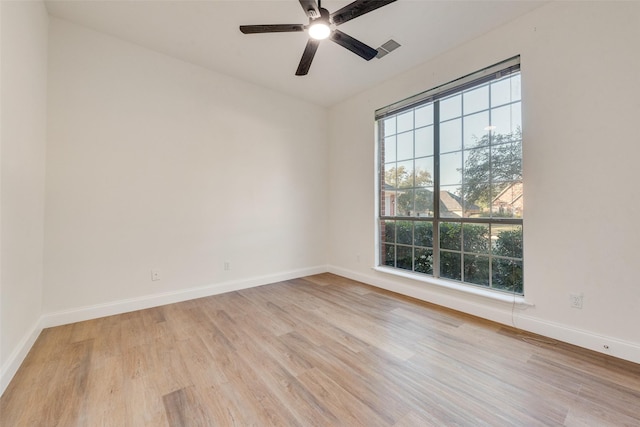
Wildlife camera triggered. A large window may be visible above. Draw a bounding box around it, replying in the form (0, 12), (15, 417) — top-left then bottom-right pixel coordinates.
(377, 57), (523, 294)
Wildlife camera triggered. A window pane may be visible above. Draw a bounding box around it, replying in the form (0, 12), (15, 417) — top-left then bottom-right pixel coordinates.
(463, 223), (490, 254)
(440, 94), (461, 121)
(491, 104), (521, 137)
(396, 189), (414, 217)
(464, 254), (490, 286)
(396, 160), (414, 188)
(440, 118), (462, 153)
(462, 147), (491, 214)
(492, 224), (523, 258)
(463, 85), (489, 115)
(414, 221), (433, 247)
(463, 111), (489, 149)
(414, 187), (434, 217)
(383, 244), (395, 267)
(512, 102), (522, 134)
(490, 76), (512, 108)
(382, 220), (395, 243)
(415, 104), (434, 127)
(384, 162), (398, 187)
(414, 156), (434, 187)
(491, 182), (523, 218)
(491, 141), (522, 182)
(492, 74), (521, 107)
(397, 111), (413, 133)
(384, 135), (396, 162)
(440, 186), (464, 218)
(440, 152), (462, 186)
(463, 192), (484, 217)
(384, 117), (396, 136)
(415, 248), (433, 274)
(396, 221), (413, 245)
(381, 188), (397, 216)
(511, 75), (521, 102)
(415, 126), (434, 157)
(396, 245), (413, 271)
(397, 131), (413, 161)
(440, 222), (461, 250)
(461, 183), (489, 217)
(492, 258), (523, 294)
(440, 251), (461, 280)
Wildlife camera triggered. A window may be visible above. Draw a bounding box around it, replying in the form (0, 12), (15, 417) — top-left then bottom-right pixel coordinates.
(377, 57), (523, 294)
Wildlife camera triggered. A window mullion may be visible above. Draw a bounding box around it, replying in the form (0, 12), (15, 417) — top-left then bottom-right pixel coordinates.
(433, 101), (441, 278)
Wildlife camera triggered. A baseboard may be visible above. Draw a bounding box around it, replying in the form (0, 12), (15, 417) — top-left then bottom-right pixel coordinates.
(514, 315), (640, 364)
(1, 265), (328, 397)
(41, 265), (328, 328)
(0, 318), (43, 397)
(328, 265), (640, 365)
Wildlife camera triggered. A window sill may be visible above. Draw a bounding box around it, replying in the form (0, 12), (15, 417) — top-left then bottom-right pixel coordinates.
(373, 266), (533, 308)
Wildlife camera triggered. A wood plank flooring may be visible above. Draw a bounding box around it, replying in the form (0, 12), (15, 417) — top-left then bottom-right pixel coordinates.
(2, 273), (640, 426)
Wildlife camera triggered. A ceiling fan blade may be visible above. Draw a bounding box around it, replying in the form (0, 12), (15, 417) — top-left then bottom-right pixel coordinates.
(330, 29), (378, 60)
(331, 0), (397, 26)
(296, 39), (320, 76)
(299, 0), (320, 19)
(239, 24), (304, 34)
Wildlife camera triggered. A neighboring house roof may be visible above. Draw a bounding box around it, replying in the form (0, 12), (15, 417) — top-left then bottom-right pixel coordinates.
(492, 182), (523, 206)
(440, 191), (480, 215)
(384, 183), (398, 191)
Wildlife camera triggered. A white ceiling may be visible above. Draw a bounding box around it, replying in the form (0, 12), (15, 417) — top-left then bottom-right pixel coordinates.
(44, 0), (544, 107)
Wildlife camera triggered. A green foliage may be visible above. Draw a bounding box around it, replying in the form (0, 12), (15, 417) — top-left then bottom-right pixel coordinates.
(462, 128), (522, 209)
(462, 224), (489, 254)
(438, 223), (522, 293)
(384, 222), (522, 295)
(386, 165), (433, 216)
(440, 251), (461, 280)
(493, 229), (523, 258)
(385, 165), (432, 188)
(396, 246), (413, 271)
(464, 255), (490, 286)
(383, 220), (395, 243)
(396, 221), (413, 245)
(415, 248), (433, 274)
(396, 188), (434, 217)
(492, 259), (523, 294)
(439, 223), (461, 251)
(414, 222), (433, 247)
(492, 228), (523, 293)
(383, 244), (395, 267)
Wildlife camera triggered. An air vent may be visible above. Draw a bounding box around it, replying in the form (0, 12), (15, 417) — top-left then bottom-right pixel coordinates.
(376, 39), (401, 59)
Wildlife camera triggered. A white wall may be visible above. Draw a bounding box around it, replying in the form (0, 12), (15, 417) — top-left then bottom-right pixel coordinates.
(44, 18), (328, 314)
(0, 0), (48, 389)
(328, 1), (640, 362)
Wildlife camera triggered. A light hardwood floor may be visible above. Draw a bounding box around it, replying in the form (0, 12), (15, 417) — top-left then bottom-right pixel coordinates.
(2, 273), (639, 426)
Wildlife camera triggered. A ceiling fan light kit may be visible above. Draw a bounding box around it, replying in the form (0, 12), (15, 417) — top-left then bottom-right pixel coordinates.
(239, 0), (397, 76)
(308, 7), (331, 40)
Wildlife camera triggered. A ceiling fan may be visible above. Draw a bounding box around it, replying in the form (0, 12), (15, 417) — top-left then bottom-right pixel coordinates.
(239, 0), (397, 76)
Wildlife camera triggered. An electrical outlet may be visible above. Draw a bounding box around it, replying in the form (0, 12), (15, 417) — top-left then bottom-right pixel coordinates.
(151, 270), (160, 281)
(224, 262), (230, 271)
(569, 293), (583, 309)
